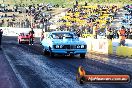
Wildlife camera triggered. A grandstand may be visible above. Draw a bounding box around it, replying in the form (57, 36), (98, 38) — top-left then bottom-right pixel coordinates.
(0, 0), (38, 5)
(0, 0), (131, 7)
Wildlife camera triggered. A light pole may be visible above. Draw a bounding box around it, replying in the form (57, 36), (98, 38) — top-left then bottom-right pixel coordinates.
(2, 0), (4, 3)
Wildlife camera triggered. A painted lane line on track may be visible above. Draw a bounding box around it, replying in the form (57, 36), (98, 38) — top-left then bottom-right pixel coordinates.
(2, 46), (29, 88)
(3, 43), (83, 88)
(3, 44), (50, 88)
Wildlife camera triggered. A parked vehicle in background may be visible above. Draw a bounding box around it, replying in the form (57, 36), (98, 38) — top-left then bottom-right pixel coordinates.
(18, 33), (30, 44)
(46, 3), (53, 11)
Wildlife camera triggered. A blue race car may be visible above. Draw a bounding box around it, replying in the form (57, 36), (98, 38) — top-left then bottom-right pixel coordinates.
(41, 31), (87, 58)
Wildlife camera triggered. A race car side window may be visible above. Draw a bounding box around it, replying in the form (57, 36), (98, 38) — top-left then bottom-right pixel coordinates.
(71, 32), (79, 39)
(48, 35), (52, 39)
(45, 33), (49, 39)
(20, 33), (24, 36)
(51, 34), (60, 39)
(45, 33), (52, 39)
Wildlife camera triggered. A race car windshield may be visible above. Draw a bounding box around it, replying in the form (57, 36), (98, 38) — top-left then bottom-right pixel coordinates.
(51, 33), (78, 39)
(20, 33), (29, 36)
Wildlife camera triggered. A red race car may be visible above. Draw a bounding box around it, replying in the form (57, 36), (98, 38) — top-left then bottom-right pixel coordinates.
(18, 33), (30, 44)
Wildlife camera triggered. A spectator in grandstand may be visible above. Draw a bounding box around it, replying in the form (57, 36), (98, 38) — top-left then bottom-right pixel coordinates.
(40, 30), (45, 44)
(84, 2), (88, 6)
(113, 29), (119, 39)
(29, 28), (35, 45)
(25, 19), (30, 28)
(1, 20), (4, 26)
(93, 24), (98, 39)
(87, 20), (93, 34)
(129, 28), (132, 39)
(76, 28), (81, 37)
(75, 0), (78, 6)
(93, 22), (100, 39)
(21, 20), (24, 28)
(108, 28), (114, 40)
(125, 28), (131, 39)
(118, 26), (126, 46)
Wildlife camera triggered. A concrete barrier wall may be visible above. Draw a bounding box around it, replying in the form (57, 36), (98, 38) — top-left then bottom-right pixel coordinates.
(113, 39), (132, 47)
(116, 46), (132, 58)
(81, 38), (132, 58)
(0, 27), (42, 37)
(80, 38), (112, 54)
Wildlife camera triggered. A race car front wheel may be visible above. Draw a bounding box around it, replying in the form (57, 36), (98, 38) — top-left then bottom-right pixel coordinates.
(18, 40), (21, 44)
(70, 54), (74, 57)
(50, 52), (54, 57)
(43, 48), (49, 55)
(80, 54), (85, 58)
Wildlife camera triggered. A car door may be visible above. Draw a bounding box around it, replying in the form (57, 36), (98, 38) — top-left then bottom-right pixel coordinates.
(45, 34), (53, 48)
(41, 33), (48, 47)
(41, 33), (51, 49)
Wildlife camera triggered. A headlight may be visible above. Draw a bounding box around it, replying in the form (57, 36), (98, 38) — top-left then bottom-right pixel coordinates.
(76, 45), (81, 48)
(76, 45), (86, 49)
(55, 45), (60, 48)
(55, 45), (63, 48)
(80, 45), (85, 48)
(60, 45), (63, 48)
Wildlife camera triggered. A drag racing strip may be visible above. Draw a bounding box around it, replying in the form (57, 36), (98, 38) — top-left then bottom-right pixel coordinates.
(20, 43), (132, 75)
(3, 44), (131, 88)
(2, 45), (29, 88)
(2, 42), (100, 88)
(25, 43), (132, 75)
(2, 36), (132, 88)
(23, 43), (132, 88)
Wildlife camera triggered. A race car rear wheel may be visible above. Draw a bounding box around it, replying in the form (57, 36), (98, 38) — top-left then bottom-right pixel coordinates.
(18, 40), (21, 44)
(80, 54), (85, 58)
(43, 49), (49, 55)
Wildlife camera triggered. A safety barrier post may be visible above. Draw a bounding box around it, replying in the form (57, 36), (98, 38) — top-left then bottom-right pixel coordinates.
(116, 46), (132, 58)
(108, 40), (113, 55)
(127, 47), (132, 58)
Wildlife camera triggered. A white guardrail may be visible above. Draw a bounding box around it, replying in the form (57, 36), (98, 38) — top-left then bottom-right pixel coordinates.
(80, 37), (109, 54)
(0, 27), (42, 37)
(80, 37), (132, 54)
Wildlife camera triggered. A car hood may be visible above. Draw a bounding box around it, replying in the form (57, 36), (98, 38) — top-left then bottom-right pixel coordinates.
(19, 36), (29, 38)
(52, 38), (86, 45)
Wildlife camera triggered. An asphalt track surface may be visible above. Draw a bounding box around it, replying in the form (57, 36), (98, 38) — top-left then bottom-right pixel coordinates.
(2, 36), (132, 88)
